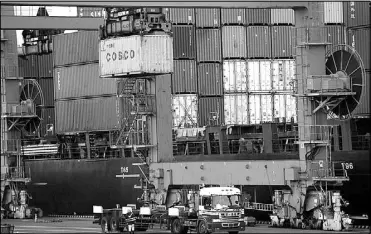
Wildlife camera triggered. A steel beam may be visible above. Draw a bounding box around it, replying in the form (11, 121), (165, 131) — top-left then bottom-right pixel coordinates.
(1, 15), (102, 30)
(1, 0), (308, 8)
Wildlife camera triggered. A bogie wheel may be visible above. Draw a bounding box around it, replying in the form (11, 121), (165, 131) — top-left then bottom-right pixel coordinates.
(110, 218), (119, 231)
(101, 217), (111, 233)
(171, 218), (186, 234)
(197, 220), (208, 234)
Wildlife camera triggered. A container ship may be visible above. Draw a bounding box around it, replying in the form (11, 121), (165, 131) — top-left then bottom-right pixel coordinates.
(1, 3), (370, 220)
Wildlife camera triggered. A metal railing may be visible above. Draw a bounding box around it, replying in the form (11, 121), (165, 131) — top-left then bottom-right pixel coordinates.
(1, 139), (22, 153)
(2, 103), (37, 117)
(109, 129), (151, 147)
(351, 135), (371, 150)
(4, 166), (30, 180)
(297, 125), (336, 143)
(309, 161), (349, 179)
(244, 202), (274, 212)
(173, 141), (205, 156)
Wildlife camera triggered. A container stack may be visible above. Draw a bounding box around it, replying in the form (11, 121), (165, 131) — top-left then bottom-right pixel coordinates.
(344, 1), (370, 117)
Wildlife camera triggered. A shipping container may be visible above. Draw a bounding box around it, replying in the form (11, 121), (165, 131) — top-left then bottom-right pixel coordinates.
(55, 96), (120, 134)
(172, 94), (198, 128)
(324, 2), (344, 24)
(272, 59), (295, 92)
(221, 8), (246, 25)
(247, 60), (272, 91)
(248, 94), (273, 124)
(99, 35), (173, 77)
(271, 9), (295, 25)
(246, 26), (272, 58)
(195, 8), (221, 28)
(18, 55), (39, 78)
(347, 27), (370, 70)
(40, 107), (55, 137)
(173, 25), (196, 59)
(224, 94), (249, 125)
(38, 54), (53, 78)
(325, 25), (346, 48)
(198, 96), (224, 126)
(77, 7), (104, 17)
(53, 31), (99, 67)
(223, 60), (247, 93)
(197, 63), (223, 96)
(172, 60), (197, 94)
(169, 8), (195, 24)
(222, 26), (247, 58)
(246, 9), (271, 25)
(38, 77), (54, 107)
(271, 26), (295, 58)
(196, 29), (222, 62)
(54, 63), (116, 100)
(343, 1), (370, 28)
(352, 72), (370, 117)
(273, 94), (297, 122)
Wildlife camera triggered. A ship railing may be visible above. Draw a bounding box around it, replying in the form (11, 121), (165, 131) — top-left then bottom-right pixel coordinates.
(121, 95), (156, 115)
(109, 129), (151, 147)
(2, 103), (37, 117)
(1, 139), (22, 154)
(272, 137), (298, 153)
(244, 202), (274, 212)
(5, 166), (30, 180)
(309, 161), (349, 180)
(296, 125), (337, 143)
(173, 141), (205, 156)
(351, 134), (370, 150)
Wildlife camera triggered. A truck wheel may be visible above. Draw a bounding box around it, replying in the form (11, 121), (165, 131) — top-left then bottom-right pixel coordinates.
(101, 217), (110, 233)
(171, 218), (185, 234)
(110, 218), (118, 231)
(197, 220), (208, 234)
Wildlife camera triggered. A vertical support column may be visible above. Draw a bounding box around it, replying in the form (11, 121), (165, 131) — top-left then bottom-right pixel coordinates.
(85, 132), (91, 159)
(340, 120), (352, 151)
(262, 123), (276, 153)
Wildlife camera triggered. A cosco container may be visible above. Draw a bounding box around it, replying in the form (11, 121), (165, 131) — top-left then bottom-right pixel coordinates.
(54, 63), (116, 100)
(99, 35), (173, 77)
(272, 59), (295, 92)
(347, 27), (370, 70)
(324, 2), (343, 24)
(343, 1), (370, 28)
(18, 55), (39, 78)
(198, 96), (224, 126)
(271, 9), (295, 25)
(38, 54), (53, 78)
(246, 9), (271, 25)
(271, 26), (295, 58)
(223, 60), (247, 93)
(222, 26), (247, 58)
(172, 60), (197, 94)
(40, 107), (55, 137)
(55, 96), (120, 134)
(224, 94), (249, 125)
(173, 25), (196, 59)
(247, 60), (272, 91)
(221, 8), (246, 25)
(196, 29), (221, 62)
(352, 72), (370, 117)
(273, 94), (297, 122)
(246, 26), (272, 58)
(172, 94), (198, 128)
(169, 8), (195, 24)
(197, 63), (223, 96)
(249, 94), (273, 124)
(53, 31), (99, 67)
(38, 77), (54, 107)
(195, 8), (221, 28)
(325, 25), (345, 48)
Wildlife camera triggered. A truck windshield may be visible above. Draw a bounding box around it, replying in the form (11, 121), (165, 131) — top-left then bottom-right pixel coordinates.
(211, 195), (240, 209)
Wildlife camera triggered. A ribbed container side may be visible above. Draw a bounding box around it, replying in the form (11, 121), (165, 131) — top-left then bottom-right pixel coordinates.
(198, 96), (224, 126)
(53, 31), (99, 67)
(221, 8), (246, 25)
(272, 59), (295, 92)
(223, 60), (247, 93)
(40, 107), (55, 137)
(54, 63), (116, 100)
(325, 25), (346, 48)
(38, 77), (54, 107)
(55, 96), (120, 134)
(352, 71), (370, 117)
(347, 27), (370, 70)
(246, 26), (272, 58)
(271, 26), (295, 58)
(38, 54), (53, 78)
(271, 9), (295, 25)
(248, 94), (273, 124)
(247, 60), (272, 91)
(343, 1), (371, 28)
(246, 9), (271, 25)
(324, 2), (344, 24)
(100, 35), (173, 76)
(173, 25), (196, 59)
(18, 55), (39, 78)
(273, 94), (297, 122)
(222, 26), (247, 58)
(195, 8), (221, 28)
(197, 63), (223, 96)
(224, 94), (249, 125)
(172, 94), (198, 128)
(77, 7), (104, 17)
(172, 60), (197, 94)
(196, 29), (221, 62)
(169, 8), (195, 24)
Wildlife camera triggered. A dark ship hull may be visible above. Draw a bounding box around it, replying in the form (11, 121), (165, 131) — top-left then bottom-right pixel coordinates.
(24, 150), (369, 217)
